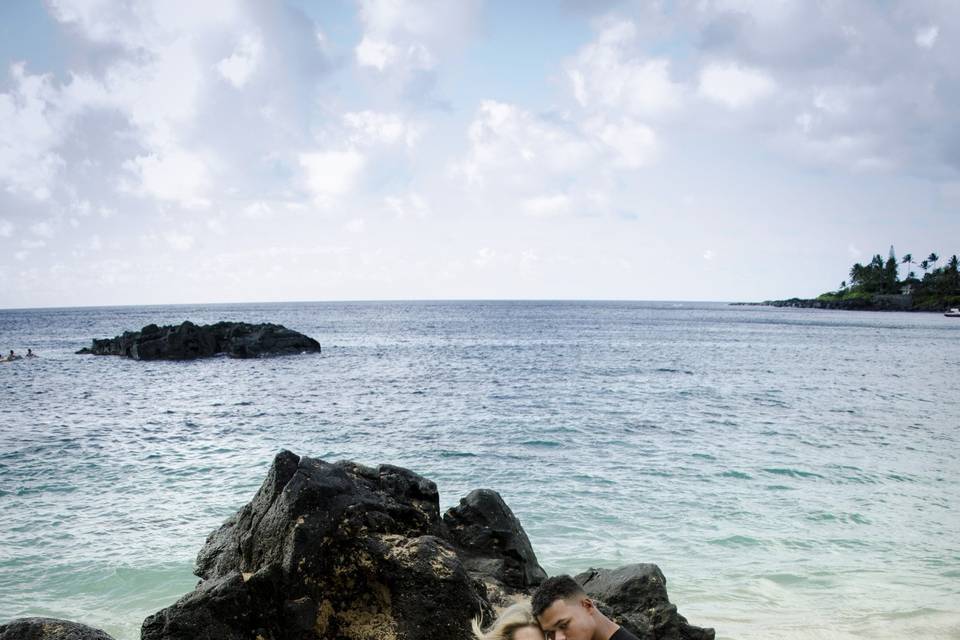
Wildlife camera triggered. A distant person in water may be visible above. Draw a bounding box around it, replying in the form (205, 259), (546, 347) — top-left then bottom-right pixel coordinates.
(26, 348), (37, 358)
(474, 602), (544, 640)
(6, 349), (20, 361)
(532, 575), (639, 640)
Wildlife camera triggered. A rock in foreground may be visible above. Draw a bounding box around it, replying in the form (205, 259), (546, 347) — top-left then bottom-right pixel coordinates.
(75, 321), (321, 360)
(142, 450), (714, 640)
(0, 618), (115, 640)
(578, 565), (715, 640)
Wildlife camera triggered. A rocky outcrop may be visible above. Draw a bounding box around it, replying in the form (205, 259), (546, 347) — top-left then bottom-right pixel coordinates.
(139, 450), (714, 640)
(0, 618), (115, 640)
(760, 294), (912, 311)
(142, 451), (488, 640)
(443, 488), (547, 605)
(577, 565), (715, 640)
(75, 321), (321, 360)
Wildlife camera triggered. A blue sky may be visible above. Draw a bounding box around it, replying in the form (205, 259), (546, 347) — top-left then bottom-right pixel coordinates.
(1, 0), (958, 308)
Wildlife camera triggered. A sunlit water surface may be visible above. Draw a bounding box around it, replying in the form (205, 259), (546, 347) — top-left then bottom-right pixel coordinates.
(1, 301), (958, 640)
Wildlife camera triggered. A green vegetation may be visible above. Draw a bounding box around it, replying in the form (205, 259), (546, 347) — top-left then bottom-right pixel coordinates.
(816, 246), (960, 311)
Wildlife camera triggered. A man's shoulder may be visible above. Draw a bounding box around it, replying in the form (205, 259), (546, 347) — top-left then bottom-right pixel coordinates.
(610, 626), (640, 640)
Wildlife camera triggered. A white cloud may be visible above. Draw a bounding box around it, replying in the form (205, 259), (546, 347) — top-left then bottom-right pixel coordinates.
(915, 25), (939, 49)
(473, 247), (497, 268)
(30, 221), (56, 238)
(124, 149), (211, 207)
(343, 218), (366, 233)
(353, 0), (480, 100)
(584, 117), (658, 168)
(243, 201), (274, 219)
(703, 249), (716, 260)
(22, 239), (47, 249)
(344, 110), (418, 147)
(523, 194), (572, 217)
(459, 100), (595, 189)
(0, 64), (67, 199)
(217, 33), (263, 88)
(164, 231), (195, 251)
(567, 20), (683, 117)
(299, 149), (366, 203)
(384, 192), (429, 219)
(699, 62), (776, 108)
(0, 220), (13, 237)
(355, 37), (399, 71)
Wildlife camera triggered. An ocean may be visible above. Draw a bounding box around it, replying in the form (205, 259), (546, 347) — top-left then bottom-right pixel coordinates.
(1, 301), (958, 639)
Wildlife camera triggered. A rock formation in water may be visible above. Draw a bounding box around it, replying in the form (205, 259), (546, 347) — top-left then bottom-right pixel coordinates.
(139, 450), (715, 640)
(0, 617), (115, 640)
(75, 321), (321, 360)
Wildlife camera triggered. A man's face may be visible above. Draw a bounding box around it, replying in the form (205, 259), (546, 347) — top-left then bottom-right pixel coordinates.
(537, 597), (597, 640)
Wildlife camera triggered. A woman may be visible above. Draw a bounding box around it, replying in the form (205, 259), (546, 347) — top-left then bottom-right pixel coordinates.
(473, 602), (544, 640)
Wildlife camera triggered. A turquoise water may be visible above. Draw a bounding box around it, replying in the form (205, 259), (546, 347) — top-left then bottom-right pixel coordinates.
(1, 301), (958, 639)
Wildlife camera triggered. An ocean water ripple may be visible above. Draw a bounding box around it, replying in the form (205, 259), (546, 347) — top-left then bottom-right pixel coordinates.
(1, 301), (959, 639)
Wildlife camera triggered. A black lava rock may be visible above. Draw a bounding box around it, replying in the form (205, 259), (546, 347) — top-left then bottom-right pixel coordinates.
(0, 618), (115, 640)
(75, 321), (321, 360)
(139, 451), (715, 640)
(577, 565), (715, 640)
(443, 489), (547, 591)
(142, 451), (488, 640)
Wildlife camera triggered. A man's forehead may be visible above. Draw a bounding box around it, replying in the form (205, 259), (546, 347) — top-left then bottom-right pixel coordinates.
(538, 597), (577, 625)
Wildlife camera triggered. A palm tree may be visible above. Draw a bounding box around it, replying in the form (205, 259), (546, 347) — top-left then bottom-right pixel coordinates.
(849, 263), (865, 286)
(920, 259), (930, 277)
(927, 252), (939, 271)
(901, 253), (913, 281)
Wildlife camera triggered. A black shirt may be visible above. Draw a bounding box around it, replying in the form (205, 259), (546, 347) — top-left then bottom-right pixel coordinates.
(610, 627), (640, 640)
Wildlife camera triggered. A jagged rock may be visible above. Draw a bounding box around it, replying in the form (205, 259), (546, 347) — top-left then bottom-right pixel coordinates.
(142, 451), (488, 640)
(442, 489), (547, 596)
(75, 321), (321, 360)
(141, 451), (714, 640)
(0, 617), (115, 640)
(576, 565), (715, 640)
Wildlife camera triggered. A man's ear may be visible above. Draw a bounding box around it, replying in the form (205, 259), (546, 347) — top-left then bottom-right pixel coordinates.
(580, 597), (595, 612)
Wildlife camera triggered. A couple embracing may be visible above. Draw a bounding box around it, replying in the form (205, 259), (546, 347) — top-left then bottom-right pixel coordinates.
(475, 575), (638, 640)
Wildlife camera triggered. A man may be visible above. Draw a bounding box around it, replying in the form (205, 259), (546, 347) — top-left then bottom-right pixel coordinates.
(531, 575), (639, 640)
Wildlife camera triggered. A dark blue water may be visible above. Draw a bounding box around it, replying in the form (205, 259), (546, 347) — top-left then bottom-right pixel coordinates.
(2, 301), (959, 639)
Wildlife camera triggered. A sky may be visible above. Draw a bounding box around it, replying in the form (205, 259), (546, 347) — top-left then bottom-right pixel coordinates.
(1, 0), (959, 308)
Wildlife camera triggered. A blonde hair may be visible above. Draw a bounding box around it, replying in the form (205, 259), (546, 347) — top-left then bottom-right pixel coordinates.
(472, 602), (540, 640)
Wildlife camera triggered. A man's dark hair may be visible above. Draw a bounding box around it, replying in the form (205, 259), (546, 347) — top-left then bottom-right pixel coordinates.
(531, 575), (586, 617)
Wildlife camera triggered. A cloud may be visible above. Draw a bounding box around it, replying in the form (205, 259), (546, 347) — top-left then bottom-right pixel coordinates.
(299, 149), (366, 203)
(566, 20), (684, 117)
(699, 62), (776, 108)
(583, 116), (657, 168)
(123, 149), (211, 207)
(915, 25), (939, 49)
(0, 64), (67, 200)
(344, 110), (419, 147)
(0, 220), (13, 238)
(457, 100), (595, 190)
(0, 0), (334, 219)
(523, 194), (572, 218)
(30, 221), (56, 238)
(217, 33), (264, 88)
(353, 0), (481, 103)
(384, 192), (429, 219)
(343, 218), (366, 234)
(355, 37), (400, 71)
(164, 231), (195, 251)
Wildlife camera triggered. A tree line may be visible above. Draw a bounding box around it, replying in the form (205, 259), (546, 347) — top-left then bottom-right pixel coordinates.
(826, 246), (960, 309)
